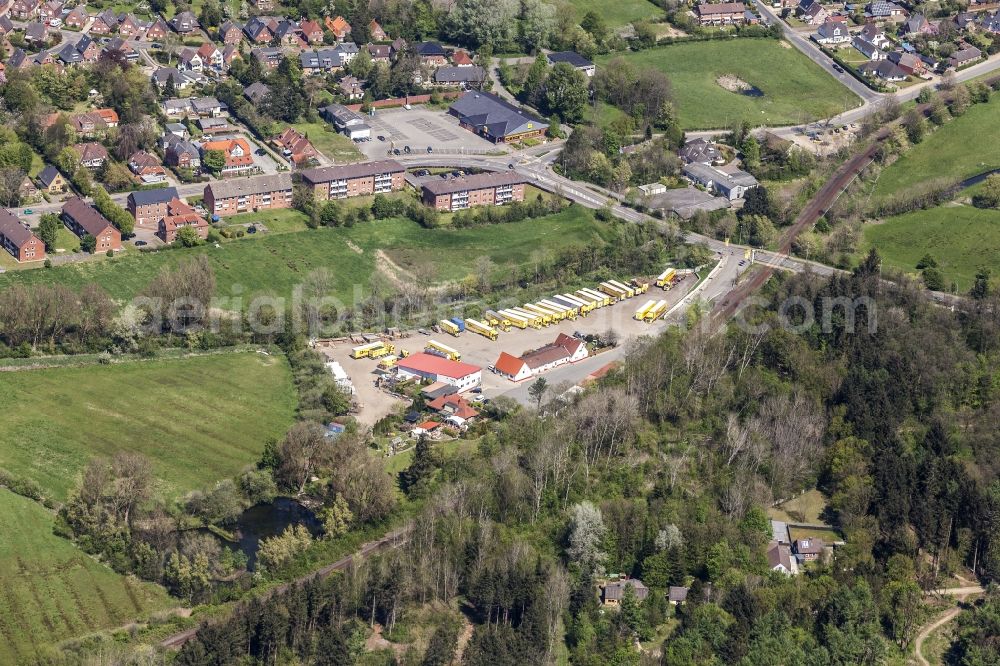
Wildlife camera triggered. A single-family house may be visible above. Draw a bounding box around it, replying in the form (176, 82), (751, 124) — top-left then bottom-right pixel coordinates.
(64, 6), (88, 29)
(38, 0), (62, 22)
(366, 43), (392, 63)
(250, 0), (273, 11)
(767, 541), (797, 575)
(170, 10), (199, 34)
(853, 33), (887, 60)
(196, 42), (224, 70)
(89, 9), (119, 34)
(251, 46), (284, 68)
(797, 0), (828, 25)
(888, 50), (925, 75)
(118, 13), (147, 38)
(793, 537), (825, 562)
(164, 135), (201, 169)
(865, 0), (905, 22)
(61, 196), (121, 252)
(668, 587), (689, 605)
(128, 150), (167, 183)
(325, 15), (352, 40)
(0, 16), (14, 37)
(547, 51), (596, 76)
(219, 20), (243, 44)
(152, 66), (200, 91)
(243, 16), (273, 43)
(949, 45), (982, 68)
(24, 22), (48, 45)
(433, 65), (485, 86)
(10, 0), (40, 21)
(953, 12), (976, 31)
(145, 17), (169, 40)
(200, 137), (255, 176)
(600, 579), (649, 606)
(164, 122), (189, 139)
(338, 75), (364, 100)
(978, 11), (1000, 34)
(177, 47), (203, 72)
(157, 198), (207, 242)
(73, 142), (109, 169)
(414, 41), (448, 65)
(18, 176), (38, 201)
(679, 137), (725, 164)
(222, 44), (241, 68)
(299, 19), (323, 44)
(273, 19), (300, 46)
(104, 37), (139, 62)
(271, 126), (318, 165)
(37, 164), (66, 193)
(299, 43), (358, 73)
(902, 13), (936, 36)
(814, 18), (851, 44)
(191, 96), (227, 117)
(451, 49), (474, 66)
(369, 18), (387, 41)
(244, 80), (271, 104)
(426, 393), (480, 422)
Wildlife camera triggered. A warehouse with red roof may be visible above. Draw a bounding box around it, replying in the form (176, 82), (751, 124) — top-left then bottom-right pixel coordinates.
(396, 352), (482, 392)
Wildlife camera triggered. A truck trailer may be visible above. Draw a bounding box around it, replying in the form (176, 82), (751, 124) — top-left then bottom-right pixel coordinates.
(426, 340), (462, 360)
(438, 319), (461, 336)
(466, 318), (499, 341)
(351, 341), (395, 359)
(499, 309), (530, 329)
(608, 279), (636, 298)
(644, 299), (669, 322)
(634, 299), (657, 321)
(656, 268), (677, 288)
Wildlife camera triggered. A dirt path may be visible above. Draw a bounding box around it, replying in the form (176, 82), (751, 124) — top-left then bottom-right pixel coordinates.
(912, 585), (984, 666)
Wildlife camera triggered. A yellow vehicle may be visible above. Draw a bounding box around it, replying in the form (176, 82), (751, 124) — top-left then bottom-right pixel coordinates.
(631, 279), (650, 294)
(531, 302), (563, 322)
(561, 293), (593, 314)
(634, 299), (657, 321)
(466, 318), (499, 341)
(399, 349), (411, 358)
(644, 299), (669, 322)
(522, 304), (554, 325)
(378, 355), (399, 369)
(551, 296), (583, 316)
(608, 279), (636, 298)
(509, 307), (544, 329)
(351, 341), (395, 359)
(426, 339), (461, 361)
(541, 299), (577, 319)
(655, 268), (677, 288)
(484, 309), (511, 331)
(584, 288), (612, 306)
(599, 282), (627, 301)
(499, 309), (529, 329)
(438, 319), (461, 337)
(578, 289), (609, 308)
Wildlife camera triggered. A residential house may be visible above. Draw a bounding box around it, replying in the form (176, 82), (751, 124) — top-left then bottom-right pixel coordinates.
(396, 353), (482, 392)
(325, 15), (351, 40)
(162, 97), (193, 118)
(0, 15), (16, 36)
(145, 17), (169, 40)
(300, 160), (405, 199)
(197, 116), (234, 134)
(196, 42), (224, 71)
(76, 34), (100, 61)
(853, 34), (886, 59)
(682, 162), (759, 200)
(24, 22), (48, 45)
(177, 47), (204, 72)
(272, 19), (300, 46)
(414, 41), (447, 65)
(0, 209), (44, 262)
(448, 90), (547, 143)
(797, 0), (829, 25)
(767, 541), (797, 575)
(219, 20), (242, 44)
(243, 16), (273, 43)
(369, 18), (387, 41)
(366, 43), (392, 63)
(600, 579), (649, 606)
(64, 6), (87, 29)
(902, 13), (936, 36)
(117, 14), (147, 39)
(793, 537), (825, 562)
(299, 19), (323, 44)
(37, 164), (66, 193)
(668, 587), (689, 605)
(157, 198), (207, 242)
(18, 176), (38, 201)
(493, 352), (532, 382)
(422, 171), (528, 211)
(680, 138), (724, 164)
(191, 96), (227, 117)
(200, 138), (255, 176)
(814, 18), (851, 44)
(56, 40), (85, 65)
(953, 12), (976, 31)
(451, 49), (473, 66)
(61, 196), (121, 252)
(222, 44), (241, 68)
(888, 50), (925, 75)
(89, 9), (119, 34)
(491, 332), (589, 381)
(697, 2), (749, 25)
(250, 0), (273, 11)
(10, 0), (40, 21)
(433, 65), (485, 86)
(853, 24), (889, 60)
(73, 142), (108, 169)
(271, 126), (318, 166)
(949, 45), (982, 67)
(38, 0), (61, 22)
(104, 36), (139, 61)
(299, 43), (358, 73)
(251, 46), (283, 68)
(164, 135), (201, 169)
(170, 11), (199, 34)
(547, 51), (596, 76)
(338, 75), (363, 100)
(978, 11), (1000, 34)
(152, 66), (200, 91)
(128, 150), (167, 183)
(204, 173), (293, 217)
(244, 80), (271, 104)
(164, 122), (189, 139)
(865, 0), (905, 22)
(127, 186), (180, 227)
(425, 393), (479, 424)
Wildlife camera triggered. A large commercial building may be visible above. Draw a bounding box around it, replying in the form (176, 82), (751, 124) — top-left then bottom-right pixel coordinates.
(61, 196), (122, 253)
(204, 173), (293, 217)
(300, 160), (405, 200)
(421, 171), (527, 211)
(396, 353), (482, 392)
(0, 209), (44, 262)
(448, 91), (547, 144)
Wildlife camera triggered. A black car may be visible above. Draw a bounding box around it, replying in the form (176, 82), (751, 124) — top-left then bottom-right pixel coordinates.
(393, 148), (400, 155)
(377, 135), (385, 141)
(832, 64), (844, 73)
(403, 145), (411, 154)
(247, 225), (257, 234)
(135, 240), (148, 247)
(427, 146), (433, 153)
(255, 148), (267, 156)
(508, 163), (514, 170)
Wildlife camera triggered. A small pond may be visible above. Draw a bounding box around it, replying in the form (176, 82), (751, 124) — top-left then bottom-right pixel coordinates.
(740, 85), (765, 98)
(225, 497), (322, 570)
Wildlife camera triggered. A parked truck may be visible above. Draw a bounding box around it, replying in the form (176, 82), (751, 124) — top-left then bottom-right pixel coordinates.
(634, 299), (657, 321)
(466, 318), (499, 341)
(438, 319), (461, 336)
(578, 289), (609, 308)
(522, 304), (554, 325)
(499, 309), (529, 329)
(551, 295), (583, 316)
(599, 282), (627, 301)
(541, 299), (577, 319)
(644, 299), (669, 322)
(560, 294), (592, 314)
(378, 355), (399, 370)
(426, 340), (461, 360)
(608, 279), (636, 298)
(631, 278), (650, 294)
(351, 341), (395, 359)
(449, 317), (466, 333)
(484, 310), (512, 331)
(509, 307), (544, 329)
(656, 267), (677, 288)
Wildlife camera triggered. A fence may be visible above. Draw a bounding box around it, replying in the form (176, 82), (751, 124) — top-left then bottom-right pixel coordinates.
(344, 91), (463, 112)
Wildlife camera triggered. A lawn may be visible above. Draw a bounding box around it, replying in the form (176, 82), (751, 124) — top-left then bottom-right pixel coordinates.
(290, 122), (364, 163)
(0, 352), (297, 502)
(0, 490), (173, 663)
(873, 97), (1000, 199)
(0, 207), (611, 307)
(768, 489), (829, 524)
(564, 0), (661, 27)
(788, 525), (841, 544)
(597, 39), (857, 129)
(222, 208), (311, 234)
(859, 204), (1000, 291)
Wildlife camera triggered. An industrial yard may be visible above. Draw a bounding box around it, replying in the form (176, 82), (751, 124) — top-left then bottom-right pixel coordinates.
(317, 270), (701, 424)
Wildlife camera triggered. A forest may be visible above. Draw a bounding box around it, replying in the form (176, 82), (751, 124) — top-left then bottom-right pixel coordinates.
(157, 252), (1000, 665)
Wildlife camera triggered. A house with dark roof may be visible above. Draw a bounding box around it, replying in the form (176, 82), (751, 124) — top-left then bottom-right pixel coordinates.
(164, 135), (201, 169)
(814, 18), (851, 44)
(204, 173), (293, 217)
(366, 43), (393, 63)
(682, 162), (759, 200)
(244, 80), (271, 104)
(243, 16), (273, 43)
(219, 20), (243, 44)
(170, 10), (199, 34)
(127, 186), (180, 227)
(64, 6), (88, 29)
(0, 209), (44, 262)
(865, 0), (905, 21)
(414, 41), (448, 65)
(433, 65), (485, 86)
(448, 91), (547, 144)
(888, 50), (925, 75)
(299, 43), (359, 73)
(600, 579), (648, 606)
(858, 59), (907, 81)
(338, 75), (364, 100)
(24, 21), (48, 44)
(793, 537), (825, 562)
(679, 138), (724, 165)
(768, 541), (797, 574)
(88, 9), (119, 34)
(251, 46), (284, 68)
(37, 165), (66, 193)
(949, 45), (981, 68)
(61, 196), (121, 252)
(902, 13), (936, 36)
(668, 586), (689, 604)
(547, 51), (595, 76)
(73, 142), (109, 169)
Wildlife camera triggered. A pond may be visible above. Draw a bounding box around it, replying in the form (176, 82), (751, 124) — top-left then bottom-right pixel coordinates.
(228, 497), (323, 570)
(740, 85), (765, 98)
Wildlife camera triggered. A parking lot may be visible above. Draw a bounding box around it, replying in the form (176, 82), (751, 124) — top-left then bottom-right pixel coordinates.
(318, 273), (698, 423)
(359, 107), (505, 159)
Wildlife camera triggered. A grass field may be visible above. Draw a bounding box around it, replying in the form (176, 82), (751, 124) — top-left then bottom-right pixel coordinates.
(0, 490), (173, 663)
(0, 352), (297, 501)
(768, 489), (829, 524)
(290, 122), (364, 163)
(859, 204), (1000, 291)
(596, 40), (857, 129)
(873, 98), (1000, 199)
(564, 0), (661, 27)
(0, 207), (611, 307)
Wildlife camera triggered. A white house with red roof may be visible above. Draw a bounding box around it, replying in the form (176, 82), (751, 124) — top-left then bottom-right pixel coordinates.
(396, 353), (482, 392)
(493, 333), (589, 382)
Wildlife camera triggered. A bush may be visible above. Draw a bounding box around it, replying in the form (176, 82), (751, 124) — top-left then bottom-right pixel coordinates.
(0, 468), (44, 502)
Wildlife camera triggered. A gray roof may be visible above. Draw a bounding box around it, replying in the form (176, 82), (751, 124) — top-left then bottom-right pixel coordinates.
(433, 65), (485, 83)
(859, 60), (907, 79)
(683, 162), (759, 190)
(951, 46), (982, 62)
(679, 138), (721, 164)
(422, 170), (527, 196)
(547, 51), (593, 68)
(448, 91), (546, 140)
(206, 173), (292, 199)
(320, 103), (365, 127)
(25, 21), (47, 41)
(415, 41), (446, 56)
(244, 80), (271, 103)
(38, 165), (61, 187)
(0, 209), (33, 247)
(191, 96), (226, 112)
(668, 586), (689, 602)
(128, 186), (179, 207)
(300, 160), (404, 185)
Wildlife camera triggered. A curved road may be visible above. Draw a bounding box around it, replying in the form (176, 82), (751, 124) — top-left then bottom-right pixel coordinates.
(912, 585), (984, 666)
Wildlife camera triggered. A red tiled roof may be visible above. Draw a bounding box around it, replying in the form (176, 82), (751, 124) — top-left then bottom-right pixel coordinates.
(415, 420), (440, 430)
(494, 351), (527, 377)
(555, 332), (584, 355)
(397, 352), (481, 379)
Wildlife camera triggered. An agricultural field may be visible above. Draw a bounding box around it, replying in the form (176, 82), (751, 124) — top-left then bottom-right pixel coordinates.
(563, 0), (661, 27)
(0, 490), (173, 663)
(597, 39), (856, 129)
(872, 97), (1000, 199)
(0, 352), (297, 501)
(0, 207), (611, 307)
(859, 204), (1000, 292)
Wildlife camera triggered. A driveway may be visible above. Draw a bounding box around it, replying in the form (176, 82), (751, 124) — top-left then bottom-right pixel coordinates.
(360, 107), (504, 160)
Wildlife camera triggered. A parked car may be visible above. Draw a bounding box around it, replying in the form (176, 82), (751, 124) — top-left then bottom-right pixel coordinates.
(832, 64), (844, 73)
(135, 240), (148, 247)
(427, 146), (432, 153)
(393, 148), (400, 155)
(377, 135), (385, 141)
(22, 209), (33, 215)
(247, 225), (257, 234)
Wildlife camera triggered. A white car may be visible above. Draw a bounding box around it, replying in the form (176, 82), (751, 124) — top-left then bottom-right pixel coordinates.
(49, 18), (62, 27)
